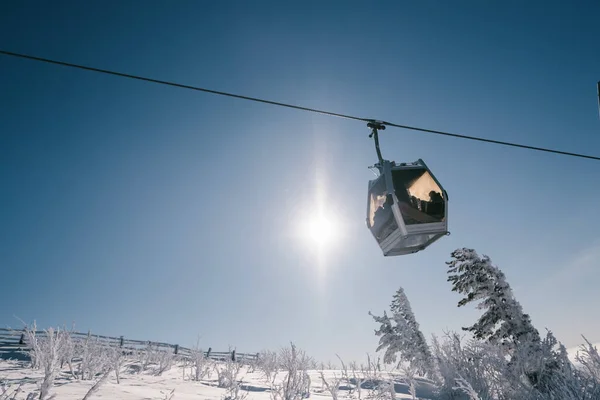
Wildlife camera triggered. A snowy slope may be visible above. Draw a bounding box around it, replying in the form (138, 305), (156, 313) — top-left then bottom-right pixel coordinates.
(0, 359), (437, 400)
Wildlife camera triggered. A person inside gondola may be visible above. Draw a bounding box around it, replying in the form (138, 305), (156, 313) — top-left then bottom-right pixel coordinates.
(373, 194), (395, 239)
(395, 185), (437, 224)
(426, 190), (444, 219)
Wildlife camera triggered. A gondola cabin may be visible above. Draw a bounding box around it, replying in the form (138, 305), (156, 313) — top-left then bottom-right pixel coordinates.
(367, 159), (448, 256)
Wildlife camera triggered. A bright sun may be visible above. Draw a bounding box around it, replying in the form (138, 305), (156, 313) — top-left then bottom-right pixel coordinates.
(306, 214), (335, 245)
(294, 172), (342, 254)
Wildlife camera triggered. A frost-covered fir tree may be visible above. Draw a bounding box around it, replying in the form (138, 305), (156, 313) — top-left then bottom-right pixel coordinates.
(445, 248), (566, 393)
(369, 286), (433, 376)
(446, 248), (541, 354)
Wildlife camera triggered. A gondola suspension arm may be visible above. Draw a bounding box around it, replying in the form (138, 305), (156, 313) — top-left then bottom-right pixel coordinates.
(368, 120), (386, 170)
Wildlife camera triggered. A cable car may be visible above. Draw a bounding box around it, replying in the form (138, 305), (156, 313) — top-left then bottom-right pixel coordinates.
(365, 121), (449, 256)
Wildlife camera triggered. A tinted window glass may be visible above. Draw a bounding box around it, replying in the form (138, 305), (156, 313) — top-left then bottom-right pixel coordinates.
(368, 177), (398, 241)
(391, 168), (445, 225)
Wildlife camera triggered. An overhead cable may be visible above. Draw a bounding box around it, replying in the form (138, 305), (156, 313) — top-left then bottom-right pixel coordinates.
(2, 49), (599, 161)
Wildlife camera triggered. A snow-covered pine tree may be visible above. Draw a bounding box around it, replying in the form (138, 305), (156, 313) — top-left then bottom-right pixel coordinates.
(369, 286), (433, 377)
(446, 248), (541, 354)
(444, 248), (575, 395)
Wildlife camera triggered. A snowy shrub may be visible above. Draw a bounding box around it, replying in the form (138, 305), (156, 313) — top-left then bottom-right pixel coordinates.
(154, 350), (175, 376)
(363, 375), (396, 400)
(518, 332), (600, 400)
(453, 375), (481, 400)
(399, 364), (419, 400)
(213, 357), (250, 400)
(18, 322), (123, 398)
(77, 334), (111, 380)
(22, 324), (70, 400)
(136, 342), (159, 372)
(430, 331), (508, 400)
(105, 343), (126, 384)
(130, 342), (175, 376)
(336, 355), (387, 400)
(346, 354), (394, 400)
(344, 360), (370, 400)
(427, 324), (600, 400)
(337, 356), (358, 399)
(222, 378), (249, 400)
(140, 343), (160, 372)
(21, 323), (42, 370)
(318, 369), (343, 400)
(343, 361), (361, 400)
(257, 350), (279, 383)
(575, 336), (600, 382)
(269, 343), (312, 400)
(188, 345), (211, 382)
(59, 328), (77, 379)
(215, 358), (243, 389)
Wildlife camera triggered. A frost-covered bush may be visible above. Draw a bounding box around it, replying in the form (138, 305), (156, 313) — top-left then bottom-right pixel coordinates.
(351, 354), (386, 400)
(215, 358), (243, 389)
(77, 334), (111, 380)
(210, 349), (248, 400)
(22, 323), (70, 400)
(318, 369), (343, 400)
(154, 350), (175, 376)
(133, 342), (175, 376)
(105, 343), (126, 384)
(575, 336), (600, 383)
(18, 322), (124, 399)
(427, 325), (600, 400)
(257, 350), (279, 383)
(269, 343), (312, 400)
(188, 345), (211, 382)
(140, 343), (159, 372)
(59, 328), (77, 379)
(430, 331), (509, 399)
(222, 378), (249, 400)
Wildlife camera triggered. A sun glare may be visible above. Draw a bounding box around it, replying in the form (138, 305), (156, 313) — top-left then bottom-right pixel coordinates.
(292, 166), (345, 269)
(307, 214), (334, 245)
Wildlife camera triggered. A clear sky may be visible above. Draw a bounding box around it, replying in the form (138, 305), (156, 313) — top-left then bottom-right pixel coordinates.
(1, 1), (599, 365)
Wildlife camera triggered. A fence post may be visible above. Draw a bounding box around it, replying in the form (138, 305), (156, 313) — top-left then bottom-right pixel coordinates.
(19, 333), (25, 345)
(231, 349), (236, 362)
(174, 344), (179, 355)
(206, 347), (212, 358)
(120, 336), (124, 347)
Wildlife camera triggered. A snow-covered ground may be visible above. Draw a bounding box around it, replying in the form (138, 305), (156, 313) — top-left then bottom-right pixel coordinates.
(0, 358), (437, 400)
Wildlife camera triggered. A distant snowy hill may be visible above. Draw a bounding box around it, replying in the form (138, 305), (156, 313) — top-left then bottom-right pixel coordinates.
(566, 342), (600, 365)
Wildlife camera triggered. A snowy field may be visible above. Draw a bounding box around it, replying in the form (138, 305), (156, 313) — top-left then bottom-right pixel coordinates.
(3, 340), (600, 400)
(0, 357), (437, 400)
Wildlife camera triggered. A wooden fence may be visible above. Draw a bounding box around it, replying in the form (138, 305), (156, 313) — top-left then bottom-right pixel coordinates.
(0, 327), (258, 364)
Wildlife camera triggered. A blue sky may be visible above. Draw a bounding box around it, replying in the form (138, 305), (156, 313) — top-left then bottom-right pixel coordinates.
(1, 1), (599, 364)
